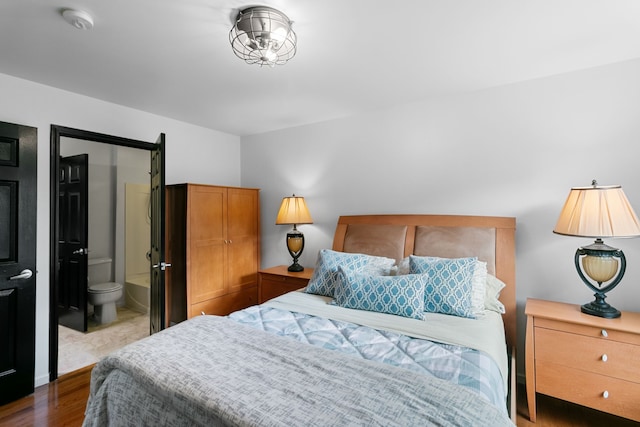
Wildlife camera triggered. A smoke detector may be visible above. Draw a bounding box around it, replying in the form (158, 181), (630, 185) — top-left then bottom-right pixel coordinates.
(62, 9), (94, 30)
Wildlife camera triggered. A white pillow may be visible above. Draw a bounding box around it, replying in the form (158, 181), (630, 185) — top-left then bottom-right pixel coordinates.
(470, 261), (488, 316)
(485, 274), (506, 314)
(390, 257), (410, 276)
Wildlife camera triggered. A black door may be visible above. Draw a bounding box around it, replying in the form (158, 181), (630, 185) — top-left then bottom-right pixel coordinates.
(150, 134), (166, 334)
(58, 154), (88, 332)
(0, 121), (37, 405)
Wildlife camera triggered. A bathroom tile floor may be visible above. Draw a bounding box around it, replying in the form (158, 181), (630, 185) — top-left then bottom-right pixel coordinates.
(58, 307), (149, 376)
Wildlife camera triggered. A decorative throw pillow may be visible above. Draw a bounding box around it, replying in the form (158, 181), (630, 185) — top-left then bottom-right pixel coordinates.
(409, 255), (477, 318)
(305, 249), (396, 297)
(333, 267), (426, 319)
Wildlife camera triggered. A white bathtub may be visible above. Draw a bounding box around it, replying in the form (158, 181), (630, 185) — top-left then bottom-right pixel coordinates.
(125, 273), (150, 314)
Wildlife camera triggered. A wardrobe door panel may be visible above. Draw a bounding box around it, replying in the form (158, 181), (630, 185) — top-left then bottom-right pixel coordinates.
(189, 240), (226, 303)
(227, 188), (257, 238)
(190, 186), (225, 241)
(227, 188), (259, 293)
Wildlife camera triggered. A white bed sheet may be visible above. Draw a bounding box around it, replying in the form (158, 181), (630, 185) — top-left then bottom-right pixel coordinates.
(264, 289), (508, 390)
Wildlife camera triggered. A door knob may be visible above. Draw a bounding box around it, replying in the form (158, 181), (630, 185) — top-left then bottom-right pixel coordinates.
(9, 269), (33, 280)
(72, 248), (87, 255)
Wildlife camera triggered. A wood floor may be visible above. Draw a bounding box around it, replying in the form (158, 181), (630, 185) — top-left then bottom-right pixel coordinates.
(0, 365), (92, 427)
(0, 370), (638, 426)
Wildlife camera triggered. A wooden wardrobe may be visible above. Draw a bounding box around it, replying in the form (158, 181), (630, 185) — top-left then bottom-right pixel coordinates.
(165, 183), (260, 326)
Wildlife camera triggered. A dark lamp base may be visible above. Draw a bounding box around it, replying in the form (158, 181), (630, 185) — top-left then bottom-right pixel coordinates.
(287, 262), (304, 272)
(574, 243), (625, 319)
(581, 301), (621, 319)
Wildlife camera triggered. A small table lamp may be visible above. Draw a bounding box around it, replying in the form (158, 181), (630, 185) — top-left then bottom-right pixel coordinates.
(553, 180), (640, 318)
(276, 194), (313, 272)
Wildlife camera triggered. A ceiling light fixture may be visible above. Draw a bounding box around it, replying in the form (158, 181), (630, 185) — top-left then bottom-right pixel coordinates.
(229, 6), (296, 67)
(62, 9), (94, 30)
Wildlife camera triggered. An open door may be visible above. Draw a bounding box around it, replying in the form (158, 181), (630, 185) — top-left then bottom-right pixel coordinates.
(0, 121), (37, 404)
(58, 154), (89, 332)
(150, 134), (166, 334)
(50, 125), (166, 381)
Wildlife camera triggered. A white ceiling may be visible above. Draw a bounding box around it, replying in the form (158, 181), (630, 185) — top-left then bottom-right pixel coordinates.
(2, 1), (640, 136)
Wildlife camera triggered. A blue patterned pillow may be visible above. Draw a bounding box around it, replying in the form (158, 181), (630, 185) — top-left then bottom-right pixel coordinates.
(409, 255), (477, 318)
(333, 267), (426, 319)
(305, 249), (395, 297)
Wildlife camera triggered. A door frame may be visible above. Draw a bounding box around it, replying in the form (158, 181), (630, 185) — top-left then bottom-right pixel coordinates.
(49, 125), (157, 381)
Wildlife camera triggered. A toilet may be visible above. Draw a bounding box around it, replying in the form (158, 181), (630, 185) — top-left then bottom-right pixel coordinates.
(87, 257), (123, 325)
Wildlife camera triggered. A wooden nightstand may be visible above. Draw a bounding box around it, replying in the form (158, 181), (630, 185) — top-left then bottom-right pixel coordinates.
(258, 265), (314, 303)
(525, 298), (640, 423)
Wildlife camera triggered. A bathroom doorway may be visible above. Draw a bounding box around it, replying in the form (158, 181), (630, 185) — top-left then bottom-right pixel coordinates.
(49, 126), (166, 381)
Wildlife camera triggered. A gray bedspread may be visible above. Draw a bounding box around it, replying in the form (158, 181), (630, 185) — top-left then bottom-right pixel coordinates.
(83, 315), (514, 426)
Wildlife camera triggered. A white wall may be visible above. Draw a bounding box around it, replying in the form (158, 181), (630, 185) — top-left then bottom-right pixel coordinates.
(60, 139), (117, 265)
(0, 72), (242, 387)
(241, 58), (640, 379)
(115, 147), (150, 289)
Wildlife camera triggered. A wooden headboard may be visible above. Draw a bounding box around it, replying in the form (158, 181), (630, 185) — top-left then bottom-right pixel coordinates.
(332, 214), (516, 348)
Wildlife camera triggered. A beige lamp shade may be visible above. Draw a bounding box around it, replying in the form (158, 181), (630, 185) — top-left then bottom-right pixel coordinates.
(275, 195), (313, 225)
(553, 183), (640, 238)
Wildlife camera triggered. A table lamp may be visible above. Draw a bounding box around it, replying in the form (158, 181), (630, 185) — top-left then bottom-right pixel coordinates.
(276, 194), (313, 272)
(553, 180), (640, 318)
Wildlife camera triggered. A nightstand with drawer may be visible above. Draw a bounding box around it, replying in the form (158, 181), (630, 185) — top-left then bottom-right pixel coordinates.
(258, 265), (314, 303)
(525, 298), (640, 422)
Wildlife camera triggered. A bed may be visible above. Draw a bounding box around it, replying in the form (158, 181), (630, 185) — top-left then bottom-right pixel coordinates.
(83, 214), (517, 426)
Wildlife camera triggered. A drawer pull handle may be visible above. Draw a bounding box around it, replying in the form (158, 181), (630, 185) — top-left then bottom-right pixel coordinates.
(601, 329), (608, 338)
(603, 390), (609, 399)
(201, 311), (206, 316)
(601, 354), (608, 362)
